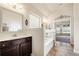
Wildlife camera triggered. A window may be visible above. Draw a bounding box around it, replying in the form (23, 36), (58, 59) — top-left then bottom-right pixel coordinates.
(56, 21), (70, 34)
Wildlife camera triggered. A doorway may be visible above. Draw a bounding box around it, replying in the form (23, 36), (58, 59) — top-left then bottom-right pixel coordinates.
(55, 20), (70, 43)
(48, 20), (75, 56)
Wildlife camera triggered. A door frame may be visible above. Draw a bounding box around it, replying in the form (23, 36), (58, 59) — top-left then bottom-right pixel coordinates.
(54, 18), (71, 44)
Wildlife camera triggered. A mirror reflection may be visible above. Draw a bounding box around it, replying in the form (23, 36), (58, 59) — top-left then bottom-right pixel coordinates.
(0, 7), (23, 32)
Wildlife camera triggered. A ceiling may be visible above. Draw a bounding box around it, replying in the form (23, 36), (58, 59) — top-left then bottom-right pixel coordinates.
(22, 3), (73, 19)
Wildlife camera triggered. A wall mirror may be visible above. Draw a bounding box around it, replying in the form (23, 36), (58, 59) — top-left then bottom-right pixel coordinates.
(0, 7), (23, 32)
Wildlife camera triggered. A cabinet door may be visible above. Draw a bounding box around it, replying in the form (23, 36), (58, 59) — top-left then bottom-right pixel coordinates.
(20, 42), (31, 56)
(1, 45), (19, 56)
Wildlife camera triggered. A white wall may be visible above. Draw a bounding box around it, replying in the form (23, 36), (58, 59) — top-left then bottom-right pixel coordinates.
(31, 28), (44, 56)
(73, 4), (79, 53)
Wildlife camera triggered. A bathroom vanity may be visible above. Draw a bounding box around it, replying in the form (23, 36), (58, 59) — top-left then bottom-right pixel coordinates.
(0, 36), (32, 56)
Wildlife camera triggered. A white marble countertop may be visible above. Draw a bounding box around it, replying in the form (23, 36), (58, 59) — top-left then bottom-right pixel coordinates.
(0, 34), (32, 42)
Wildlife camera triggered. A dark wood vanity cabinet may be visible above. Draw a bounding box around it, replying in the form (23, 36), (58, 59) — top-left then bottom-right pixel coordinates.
(1, 45), (19, 56)
(0, 37), (32, 56)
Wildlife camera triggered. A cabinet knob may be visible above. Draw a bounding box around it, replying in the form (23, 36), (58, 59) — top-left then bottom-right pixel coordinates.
(2, 44), (5, 47)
